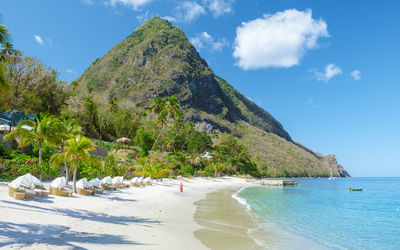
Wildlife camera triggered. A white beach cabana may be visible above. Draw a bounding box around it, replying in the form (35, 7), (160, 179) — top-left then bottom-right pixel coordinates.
(8, 174), (50, 199)
(88, 178), (104, 194)
(144, 177), (153, 185)
(130, 177), (139, 187)
(116, 137), (131, 149)
(50, 177), (72, 196)
(112, 176), (126, 188)
(101, 176), (115, 190)
(138, 176), (145, 186)
(76, 178), (94, 195)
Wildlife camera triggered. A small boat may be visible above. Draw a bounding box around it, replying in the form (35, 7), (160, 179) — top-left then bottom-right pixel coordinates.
(348, 188), (363, 191)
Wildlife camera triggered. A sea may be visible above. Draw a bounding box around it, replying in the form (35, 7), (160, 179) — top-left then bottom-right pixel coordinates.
(234, 178), (400, 250)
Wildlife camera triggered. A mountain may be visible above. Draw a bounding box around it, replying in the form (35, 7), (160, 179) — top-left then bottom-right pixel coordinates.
(74, 17), (349, 177)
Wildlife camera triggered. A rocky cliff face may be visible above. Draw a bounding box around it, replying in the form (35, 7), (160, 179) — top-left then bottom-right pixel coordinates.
(74, 17), (349, 177)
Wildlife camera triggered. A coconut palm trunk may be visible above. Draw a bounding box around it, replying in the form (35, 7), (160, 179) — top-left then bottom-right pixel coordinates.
(65, 161), (69, 184)
(143, 124), (166, 168)
(38, 142), (43, 181)
(61, 143), (70, 183)
(72, 158), (79, 193)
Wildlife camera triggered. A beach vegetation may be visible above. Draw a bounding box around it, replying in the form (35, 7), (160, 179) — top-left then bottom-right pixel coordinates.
(50, 135), (102, 193)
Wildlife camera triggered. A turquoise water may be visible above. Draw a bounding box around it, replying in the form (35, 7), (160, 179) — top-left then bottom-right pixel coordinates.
(237, 178), (400, 249)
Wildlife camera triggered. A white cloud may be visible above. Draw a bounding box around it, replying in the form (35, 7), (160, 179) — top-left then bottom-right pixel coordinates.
(108, 0), (152, 10)
(34, 35), (44, 45)
(190, 32), (228, 52)
(66, 69), (77, 75)
(176, 1), (206, 22)
(207, 0), (233, 17)
(233, 9), (329, 70)
(162, 16), (177, 22)
(351, 70), (361, 80)
(311, 63), (342, 81)
(137, 11), (151, 23)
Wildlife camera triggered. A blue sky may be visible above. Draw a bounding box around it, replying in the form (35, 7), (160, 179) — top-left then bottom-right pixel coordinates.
(1, 0), (400, 177)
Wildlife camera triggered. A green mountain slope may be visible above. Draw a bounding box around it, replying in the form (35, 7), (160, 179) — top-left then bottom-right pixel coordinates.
(74, 17), (349, 177)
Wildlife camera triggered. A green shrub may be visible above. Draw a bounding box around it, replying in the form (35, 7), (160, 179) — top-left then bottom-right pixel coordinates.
(0, 150), (58, 181)
(180, 165), (194, 177)
(204, 166), (214, 175)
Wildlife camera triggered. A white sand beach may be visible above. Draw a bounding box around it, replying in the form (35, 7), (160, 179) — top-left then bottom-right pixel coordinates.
(0, 177), (251, 249)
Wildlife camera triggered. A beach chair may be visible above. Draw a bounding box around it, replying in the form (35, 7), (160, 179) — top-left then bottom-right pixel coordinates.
(88, 178), (104, 194)
(49, 185), (73, 196)
(102, 176), (116, 190)
(112, 176), (125, 189)
(13, 192), (25, 200)
(8, 184), (26, 199)
(24, 189), (36, 199)
(49, 177), (72, 196)
(138, 177), (145, 186)
(123, 180), (131, 188)
(130, 177), (139, 187)
(77, 187), (94, 195)
(76, 178), (94, 195)
(144, 177), (153, 185)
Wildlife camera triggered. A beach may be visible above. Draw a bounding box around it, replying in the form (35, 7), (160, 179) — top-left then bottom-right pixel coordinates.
(0, 177), (255, 249)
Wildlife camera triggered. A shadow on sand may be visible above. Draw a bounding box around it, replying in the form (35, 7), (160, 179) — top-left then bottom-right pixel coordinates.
(0, 221), (141, 249)
(1, 200), (157, 226)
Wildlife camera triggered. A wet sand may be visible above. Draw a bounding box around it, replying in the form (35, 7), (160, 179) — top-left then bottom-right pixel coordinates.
(194, 188), (265, 249)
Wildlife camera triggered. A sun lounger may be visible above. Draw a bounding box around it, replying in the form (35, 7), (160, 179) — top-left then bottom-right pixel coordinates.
(76, 178), (95, 195)
(49, 185), (72, 196)
(130, 177), (139, 187)
(40, 190), (50, 197)
(144, 177), (153, 185)
(88, 178), (103, 194)
(101, 183), (115, 190)
(8, 184), (26, 198)
(88, 186), (103, 194)
(112, 176), (126, 189)
(8, 174), (47, 199)
(13, 192), (25, 200)
(77, 187), (94, 195)
(101, 176), (116, 190)
(138, 177), (145, 186)
(24, 189), (36, 199)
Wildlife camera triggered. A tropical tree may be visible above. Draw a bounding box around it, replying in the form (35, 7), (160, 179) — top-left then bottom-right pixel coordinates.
(4, 113), (60, 180)
(136, 162), (172, 180)
(143, 96), (181, 167)
(210, 162), (226, 177)
(55, 118), (83, 183)
(50, 136), (101, 193)
(1, 42), (14, 60)
(0, 22), (10, 96)
(0, 24), (8, 44)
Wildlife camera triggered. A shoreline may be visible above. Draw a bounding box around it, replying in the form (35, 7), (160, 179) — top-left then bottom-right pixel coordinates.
(0, 177), (251, 249)
(193, 187), (265, 249)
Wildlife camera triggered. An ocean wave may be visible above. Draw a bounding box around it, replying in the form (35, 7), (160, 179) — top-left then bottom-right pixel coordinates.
(232, 186), (251, 210)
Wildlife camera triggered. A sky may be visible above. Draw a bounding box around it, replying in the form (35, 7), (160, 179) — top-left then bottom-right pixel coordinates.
(1, 0), (400, 177)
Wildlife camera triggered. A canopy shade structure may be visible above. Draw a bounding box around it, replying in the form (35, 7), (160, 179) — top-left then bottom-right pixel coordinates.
(116, 137), (131, 143)
(116, 137), (131, 149)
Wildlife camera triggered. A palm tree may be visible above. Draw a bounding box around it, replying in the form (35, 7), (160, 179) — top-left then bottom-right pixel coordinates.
(4, 113), (59, 180)
(0, 23), (10, 96)
(211, 162), (226, 177)
(50, 135), (101, 193)
(136, 162), (172, 180)
(0, 24), (9, 45)
(143, 96), (181, 168)
(1, 42), (14, 60)
(0, 62), (7, 96)
(56, 118), (83, 183)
